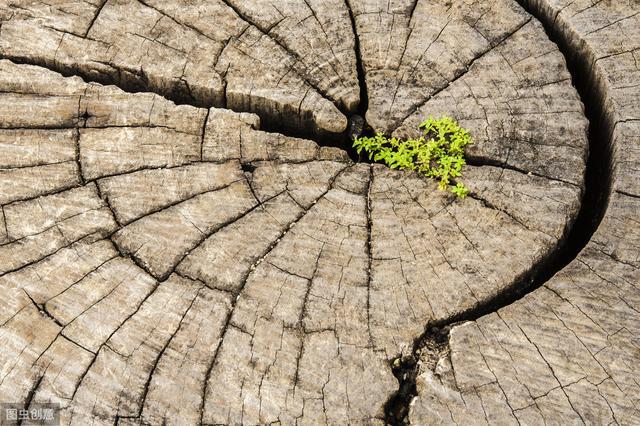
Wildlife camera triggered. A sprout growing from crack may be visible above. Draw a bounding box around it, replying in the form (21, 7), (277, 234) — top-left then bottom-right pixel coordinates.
(353, 116), (473, 198)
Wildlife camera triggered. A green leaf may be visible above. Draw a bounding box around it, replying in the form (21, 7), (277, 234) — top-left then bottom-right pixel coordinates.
(352, 116), (473, 199)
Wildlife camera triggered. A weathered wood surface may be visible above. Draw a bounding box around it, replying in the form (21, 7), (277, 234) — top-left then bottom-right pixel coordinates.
(0, 0), (636, 424)
(409, 0), (640, 424)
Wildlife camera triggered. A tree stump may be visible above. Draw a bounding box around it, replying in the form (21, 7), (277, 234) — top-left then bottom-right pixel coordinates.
(0, 0), (637, 424)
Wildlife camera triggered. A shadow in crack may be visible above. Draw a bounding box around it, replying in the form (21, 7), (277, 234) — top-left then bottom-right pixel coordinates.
(381, 0), (616, 423)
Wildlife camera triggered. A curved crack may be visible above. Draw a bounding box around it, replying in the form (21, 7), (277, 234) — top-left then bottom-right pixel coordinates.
(381, 0), (616, 422)
(0, 0), (619, 421)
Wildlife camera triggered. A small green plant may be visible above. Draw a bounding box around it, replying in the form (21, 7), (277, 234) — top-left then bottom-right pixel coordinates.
(353, 116), (472, 198)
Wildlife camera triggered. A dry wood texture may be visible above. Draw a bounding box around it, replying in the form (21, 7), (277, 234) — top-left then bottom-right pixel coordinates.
(0, 0), (637, 424)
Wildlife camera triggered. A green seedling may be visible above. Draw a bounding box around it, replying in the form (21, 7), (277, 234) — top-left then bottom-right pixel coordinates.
(353, 116), (472, 198)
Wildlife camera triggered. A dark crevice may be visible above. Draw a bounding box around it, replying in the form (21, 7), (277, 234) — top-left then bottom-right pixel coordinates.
(2, 0), (387, 162)
(1, 54), (208, 106)
(408, 0), (420, 23)
(385, 325), (451, 424)
(510, 0), (614, 277)
(256, 0), (375, 161)
(364, 165), (374, 346)
(345, 1), (368, 120)
(257, 115), (357, 161)
(344, 0), (376, 162)
(0, 229), (110, 280)
(18, 374), (44, 426)
(108, 234), (158, 282)
(383, 0), (615, 423)
(0, 55), (371, 162)
(241, 163), (256, 174)
(1, 54), (352, 147)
